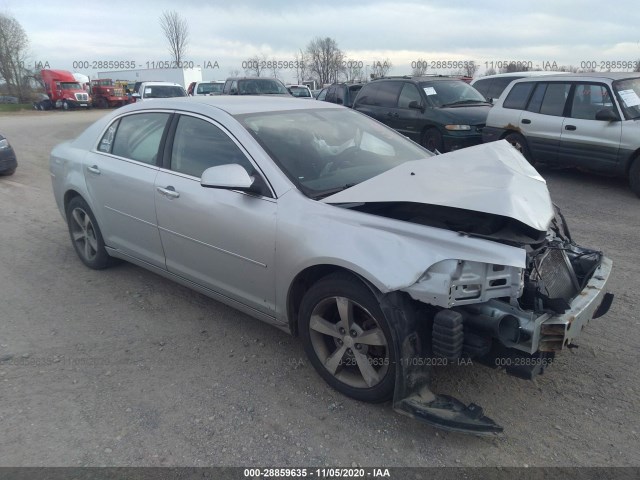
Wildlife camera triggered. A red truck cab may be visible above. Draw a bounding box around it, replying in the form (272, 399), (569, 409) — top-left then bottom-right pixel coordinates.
(90, 79), (127, 108)
(41, 69), (91, 110)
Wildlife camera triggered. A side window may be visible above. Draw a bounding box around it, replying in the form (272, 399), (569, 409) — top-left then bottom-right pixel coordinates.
(316, 88), (327, 101)
(335, 86), (345, 105)
(98, 120), (120, 153)
(110, 113), (170, 164)
(472, 79), (490, 98)
(503, 82), (535, 109)
(526, 83), (547, 113)
(488, 77), (517, 100)
(397, 83), (422, 108)
(539, 83), (571, 116)
(170, 115), (254, 179)
(354, 84), (377, 106)
(570, 84), (613, 120)
(326, 86), (337, 103)
(375, 81), (402, 108)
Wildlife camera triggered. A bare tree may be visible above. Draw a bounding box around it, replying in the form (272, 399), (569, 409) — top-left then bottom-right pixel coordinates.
(499, 63), (529, 73)
(159, 10), (189, 66)
(294, 49), (309, 84)
(412, 58), (428, 76)
(484, 67), (497, 76)
(371, 58), (392, 78)
(228, 68), (241, 77)
(269, 58), (280, 79)
(460, 62), (478, 78)
(634, 60), (640, 72)
(244, 55), (267, 77)
(0, 13), (31, 101)
(306, 37), (344, 85)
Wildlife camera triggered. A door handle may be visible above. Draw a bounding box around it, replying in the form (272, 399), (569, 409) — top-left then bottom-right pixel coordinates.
(87, 165), (101, 175)
(564, 125), (577, 131)
(386, 112), (398, 118)
(156, 186), (180, 199)
(521, 119), (531, 124)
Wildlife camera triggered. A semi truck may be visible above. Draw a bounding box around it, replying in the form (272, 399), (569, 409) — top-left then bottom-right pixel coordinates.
(97, 68), (202, 90)
(40, 69), (91, 110)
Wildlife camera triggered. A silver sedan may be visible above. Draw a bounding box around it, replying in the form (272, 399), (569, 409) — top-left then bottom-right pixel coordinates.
(50, 96), (613, 434)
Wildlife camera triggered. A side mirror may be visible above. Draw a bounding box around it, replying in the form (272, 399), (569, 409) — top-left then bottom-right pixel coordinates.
(595, 108), (619, 122)
(201, 164), (255, 192)
(408, 100), (424, 111)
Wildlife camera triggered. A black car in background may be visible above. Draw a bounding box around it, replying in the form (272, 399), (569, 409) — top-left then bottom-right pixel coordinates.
(222, 77), (292, 96)
(316, 83), (364, 107)
(0, 133), (17, 175)
(352, 76), (491, 152)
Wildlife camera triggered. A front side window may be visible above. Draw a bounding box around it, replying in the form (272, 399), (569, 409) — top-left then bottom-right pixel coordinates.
(170, 115), (254, 178)
(397, 83), (422, 108)
(570, 83), (614, 120)
(503, 82), (535, 110)
(108, 113), (170, 164)
(142, 85), (186, 99)
(374, 81), (403, 107)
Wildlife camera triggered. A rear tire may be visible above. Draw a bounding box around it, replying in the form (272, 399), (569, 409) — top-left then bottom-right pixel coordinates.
(299, 273), (396, 403)
(65, 196), (112, 269)
(629, 156), (640, 198)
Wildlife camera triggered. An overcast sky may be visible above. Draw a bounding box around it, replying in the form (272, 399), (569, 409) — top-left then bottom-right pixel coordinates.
(2, 0), (639, 83)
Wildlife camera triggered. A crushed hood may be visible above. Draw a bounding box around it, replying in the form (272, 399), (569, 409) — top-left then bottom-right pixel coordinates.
(322, 140), (554, 233)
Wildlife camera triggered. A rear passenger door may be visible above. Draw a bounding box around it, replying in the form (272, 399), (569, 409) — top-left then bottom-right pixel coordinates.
(559, 83), (622, 169)
(85, 112), (170, 268)
(390, 82), (424, 142)
(517, 82), (571, 163)
(353, 81), (403, 124)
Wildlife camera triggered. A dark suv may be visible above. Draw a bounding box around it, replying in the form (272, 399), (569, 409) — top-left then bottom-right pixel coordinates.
(222, 77), (292, 96)
(353, 76), (491, 152)
(317, 83), (364, 108)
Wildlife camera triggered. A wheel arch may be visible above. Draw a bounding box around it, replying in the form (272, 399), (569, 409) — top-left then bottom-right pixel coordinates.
(624, 148), (640, 176)
(286, 264), (382, 337)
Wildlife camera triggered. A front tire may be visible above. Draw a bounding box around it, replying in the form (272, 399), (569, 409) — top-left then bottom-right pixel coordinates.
(504, 132), (534, 165)
(629, 156), (640, 198)
(299, 273), (396, 403)
(421, 128), (443, 153)
(65, 196), (112, 269)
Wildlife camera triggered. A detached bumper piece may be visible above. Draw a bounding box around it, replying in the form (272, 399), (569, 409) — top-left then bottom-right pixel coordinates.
(380, 292), (502, 436)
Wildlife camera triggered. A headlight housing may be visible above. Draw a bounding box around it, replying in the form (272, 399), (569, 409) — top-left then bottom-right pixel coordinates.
(444, 124), (471, 131)
(0, 139), (9, 149)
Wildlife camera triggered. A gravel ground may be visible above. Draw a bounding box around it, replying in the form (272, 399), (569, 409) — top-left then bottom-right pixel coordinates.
(0, 110), (638, 467)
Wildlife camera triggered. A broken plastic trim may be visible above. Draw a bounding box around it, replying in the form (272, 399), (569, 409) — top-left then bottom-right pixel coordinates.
(379, 292), (503, 435)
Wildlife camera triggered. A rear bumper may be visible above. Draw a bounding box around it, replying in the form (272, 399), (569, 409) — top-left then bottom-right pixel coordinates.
(0, 148), (17, 173)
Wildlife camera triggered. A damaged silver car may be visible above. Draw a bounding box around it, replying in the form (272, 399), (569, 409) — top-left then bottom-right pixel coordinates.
(50, 97), (613, 434)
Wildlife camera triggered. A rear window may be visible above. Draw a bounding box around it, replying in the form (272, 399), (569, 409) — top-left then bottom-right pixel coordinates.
(503, 82), (535, 109)
(143, 85), (186, 98)
(355, 81), (402, 108)
(539, 83), (571, 116)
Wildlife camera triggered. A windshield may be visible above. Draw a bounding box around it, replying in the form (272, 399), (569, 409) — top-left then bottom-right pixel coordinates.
(236, 108), (432, 199)
(238, 79), (289, 95)
(60, 82), (82, 90)
(143, 85), (187, 98)
(197, 83), (224, 94)
(420, 80), (487, 107)
(613, 77), (640, 119)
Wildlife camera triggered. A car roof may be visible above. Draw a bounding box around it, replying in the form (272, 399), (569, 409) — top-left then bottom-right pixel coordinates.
(140, 81), (183, 86)
(471, 71), (565, 83)
(509, 72), (640, 82)
(372, 76), (460, 83)
(120, 95), (343, 115)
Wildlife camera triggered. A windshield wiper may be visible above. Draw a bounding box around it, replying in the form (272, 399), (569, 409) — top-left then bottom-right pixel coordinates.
(313, 183), (358, 200)
(440, 99), (489, 107)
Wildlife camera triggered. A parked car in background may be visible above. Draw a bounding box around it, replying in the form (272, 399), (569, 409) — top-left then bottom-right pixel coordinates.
(317, 83), (363, 108)
(222, 77), (292, 96)
(353, 76), (491, 152)
(190, 81), (225, 96)
(471, 71), (564, 103)
(315, 88), (327, 100)
(482, 72), (640, 197)
(50, 96), (613, 434)
(0, 133), (17, 175)
(288, 85), (313, 99)
(131, 82), (187, 101)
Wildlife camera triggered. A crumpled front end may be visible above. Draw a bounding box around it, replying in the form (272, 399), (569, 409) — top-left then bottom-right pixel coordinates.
(391, 207), (613, 434)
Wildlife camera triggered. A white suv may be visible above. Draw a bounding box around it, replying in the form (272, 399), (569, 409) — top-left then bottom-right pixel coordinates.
(483, 72), (640, 197)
